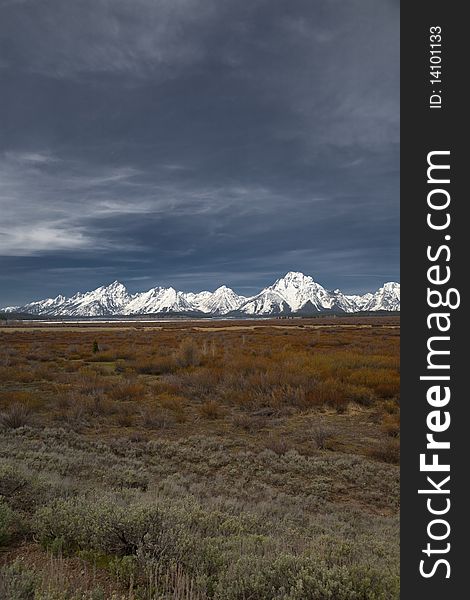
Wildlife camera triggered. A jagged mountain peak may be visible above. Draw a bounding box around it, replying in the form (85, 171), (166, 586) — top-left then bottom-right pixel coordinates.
(274, 271), (315, 285)
(282, 270), (308, 279)
(102, 280), (127, 291)
(192, 284), (246, 314)
(264, 271), (328, 312)
(382, 281), (400, 292)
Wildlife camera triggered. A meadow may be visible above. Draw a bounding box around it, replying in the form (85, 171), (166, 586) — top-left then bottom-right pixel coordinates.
(0, 317), (400, 599)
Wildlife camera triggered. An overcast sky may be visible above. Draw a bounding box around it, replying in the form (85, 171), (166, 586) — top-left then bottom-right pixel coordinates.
(0, 0), (399, 306)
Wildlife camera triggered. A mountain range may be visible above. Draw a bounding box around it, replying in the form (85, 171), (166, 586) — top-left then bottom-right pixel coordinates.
(1, 272), (400, 317)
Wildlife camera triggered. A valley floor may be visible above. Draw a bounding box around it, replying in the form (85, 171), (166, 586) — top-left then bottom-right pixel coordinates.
(0, 318), (400, 599)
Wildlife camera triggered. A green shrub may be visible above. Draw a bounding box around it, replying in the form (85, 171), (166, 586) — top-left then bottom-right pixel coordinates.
(106, 468), (149, 492)
(213, 554), (399, 600)
(108, 554), (138, 585)
(0, 498), (15, 545)
(34, 497), (193, 562)
(0, 462), (75, 513)
(0, 561), (36, 600)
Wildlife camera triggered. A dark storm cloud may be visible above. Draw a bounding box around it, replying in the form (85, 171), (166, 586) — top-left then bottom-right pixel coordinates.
(0, 0), (399, 305)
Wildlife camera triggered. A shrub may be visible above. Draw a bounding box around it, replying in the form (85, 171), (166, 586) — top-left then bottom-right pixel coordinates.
(158, 393), (187, 423)
(140, 406), (174, 429)
(312, 424), (334, 449)
(0, 499), (15, 545)
(0, 561), (36, 600)
(213, 554), (399, 600)
(133, 356), (177, 375)
(375, 382), (399, 399)
(0, 367), (35, 383)
(0, 390), (41, 409)
(198, 400), (223, 420)
(34, 497), (193, 563)
(232, 413), (265, 432)
(0, 403), (33, 429)
(382, 399), (400, 414)
(89, 351), (118, 363)
(264, 434), (289, 455)
(348, 368), (399, 399)
(158, 393), (185, 411)
(108, 554), (138, 586)
(77, 373), (111, 397)
(0, 464), (29, 500)
(108, 379), (146, 402)
(370, 439), (400, 464)
(115, 408), (134, 428)
(172, 368), (223, 400)
(381, 413), (400, 438)
(346, 385), (376, 407)
(0, 463), (76, 513)
(128, 431), (148, 443)
(107, 469), (149, 492)
(305, 380), (348, 413)
(82, 395), (116, 418)
(176, 339), (201, 368)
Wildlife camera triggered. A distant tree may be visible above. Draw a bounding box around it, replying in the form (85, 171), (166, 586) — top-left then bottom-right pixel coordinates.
(93, 340), (99, 353)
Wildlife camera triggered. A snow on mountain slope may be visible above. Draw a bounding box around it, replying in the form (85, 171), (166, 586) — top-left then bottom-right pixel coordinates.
(344, 293), (373, 311)
(10, 282), (131, 317)
(270, 271), (332, 311)
(239, 289), (290, 315)
(124, 287), (192, 314)
(54, 281), (131, 317)
(2, 273), (400, 316)
(360, 282), (400, 312)
(191, 286), (247, 314)
(239, 272), (351, 314)
(328, 289), (360, 313)
(182, 290), (213, 311)
(7, 294), (68, 315)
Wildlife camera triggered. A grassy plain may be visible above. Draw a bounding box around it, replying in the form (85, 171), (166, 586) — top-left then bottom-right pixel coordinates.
(0, 317), (400, 599)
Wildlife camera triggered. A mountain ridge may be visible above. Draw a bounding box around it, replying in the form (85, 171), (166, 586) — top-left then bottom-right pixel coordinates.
(2, 272), (400, 317)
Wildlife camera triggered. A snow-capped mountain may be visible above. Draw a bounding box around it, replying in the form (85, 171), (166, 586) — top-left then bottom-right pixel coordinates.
(189, 286), (247, 314)
(2, 272), (400, 317)
(12, 281), (132, 317)
(239, 272), (352, 314)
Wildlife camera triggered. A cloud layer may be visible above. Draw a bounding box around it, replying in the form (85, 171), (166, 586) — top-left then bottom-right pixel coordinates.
(0, 0), (399, 305)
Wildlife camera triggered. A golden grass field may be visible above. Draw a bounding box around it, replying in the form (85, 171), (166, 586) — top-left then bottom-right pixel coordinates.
(0, 317), (400, 599)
